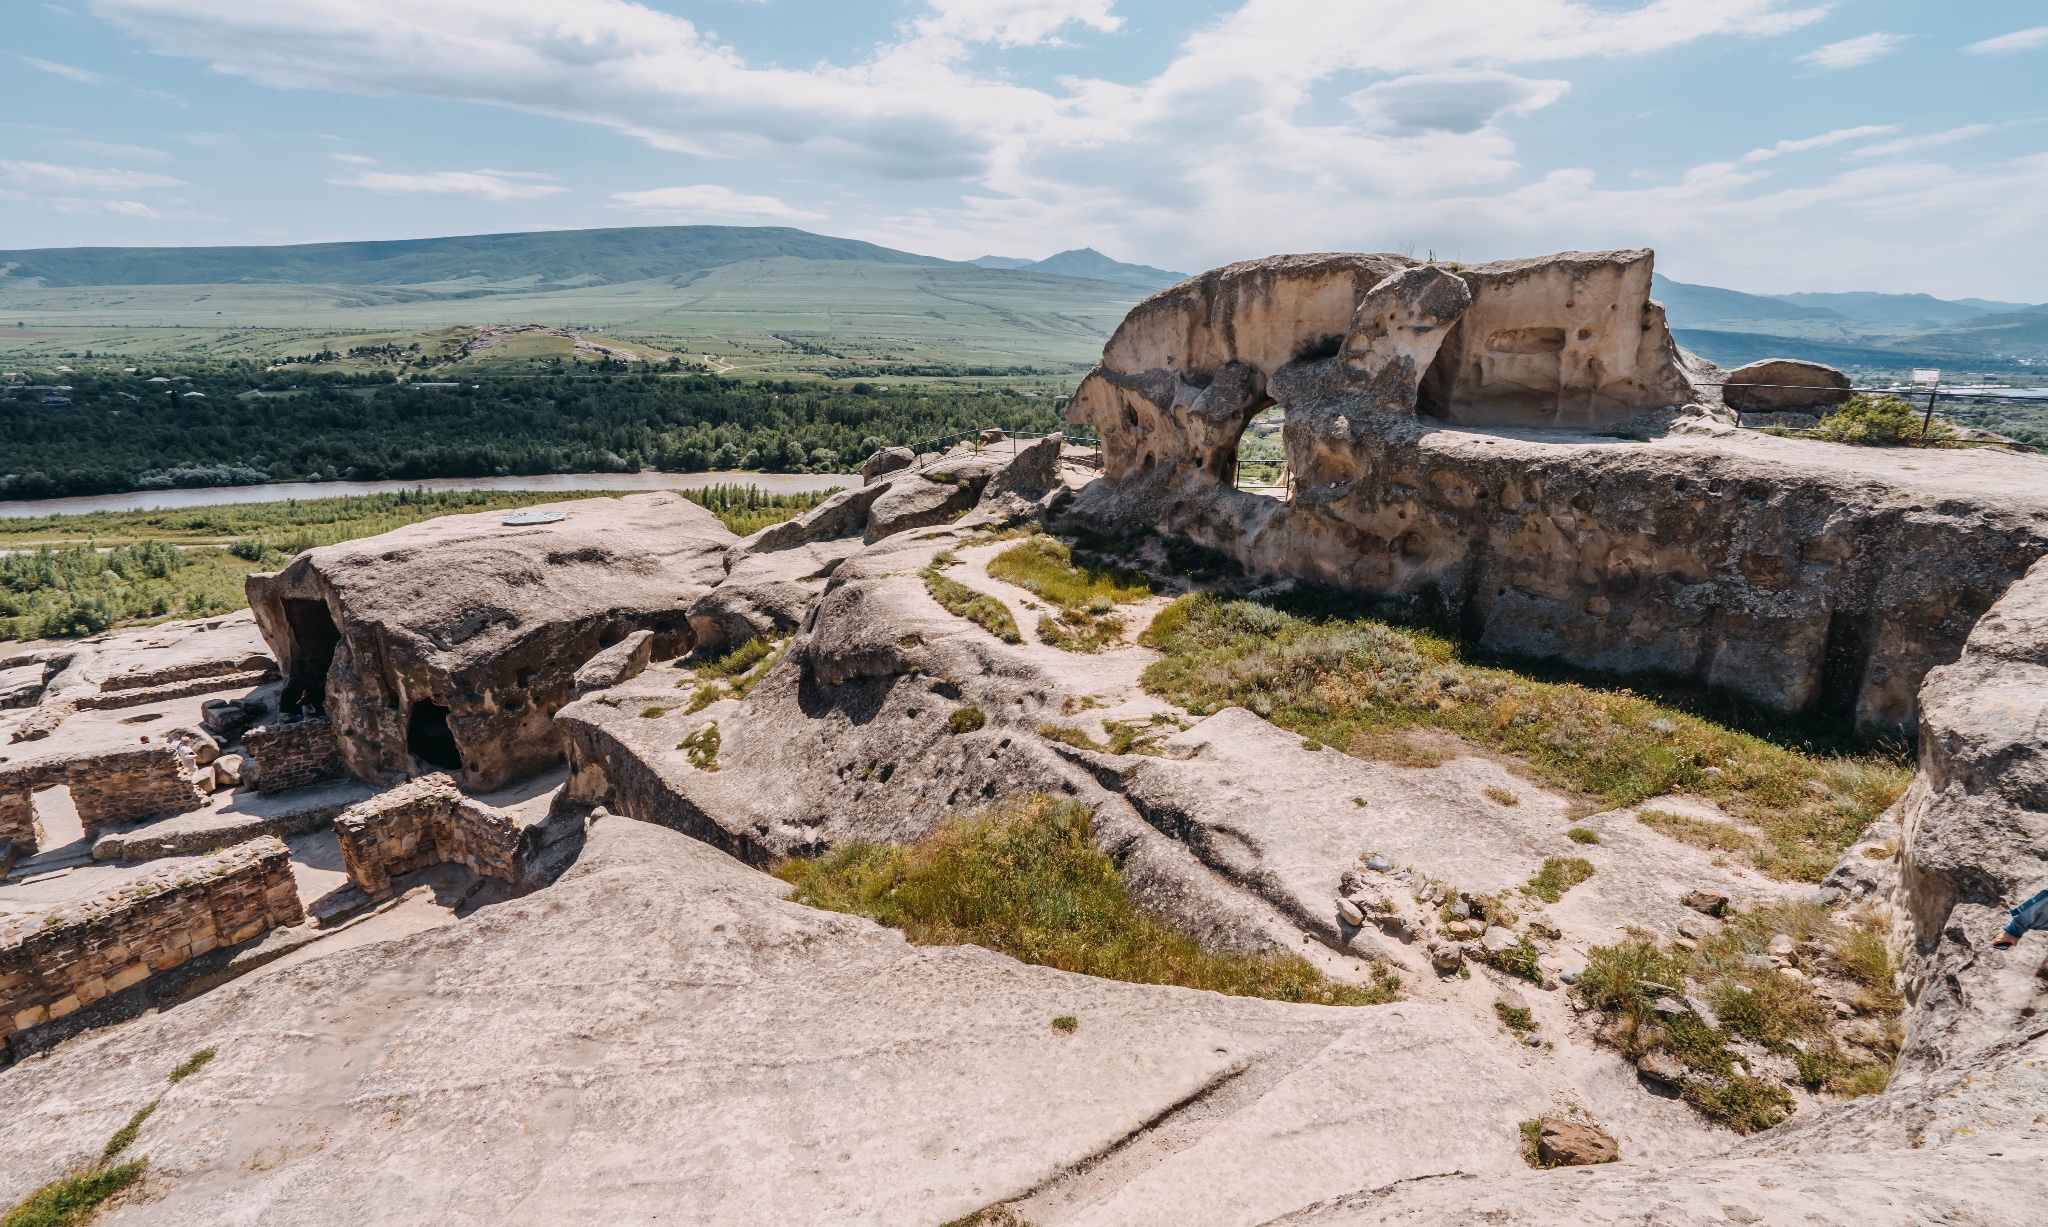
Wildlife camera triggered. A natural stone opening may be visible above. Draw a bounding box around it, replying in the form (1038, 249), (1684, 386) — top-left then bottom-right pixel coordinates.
(407, 699), (462, 773)
(1233, 404), (1291, 500)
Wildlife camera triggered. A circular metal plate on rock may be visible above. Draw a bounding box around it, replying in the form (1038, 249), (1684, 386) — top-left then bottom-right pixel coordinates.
(502, 510), (567, 525)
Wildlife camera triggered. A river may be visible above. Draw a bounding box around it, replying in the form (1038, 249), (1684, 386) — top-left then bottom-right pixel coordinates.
(0, 471), (855, 519)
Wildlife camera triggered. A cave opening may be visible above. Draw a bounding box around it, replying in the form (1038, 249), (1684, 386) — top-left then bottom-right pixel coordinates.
(1816, 612), (1871, 723)
(1232, 401), (1292, 501)
(407, 699), (463, 772)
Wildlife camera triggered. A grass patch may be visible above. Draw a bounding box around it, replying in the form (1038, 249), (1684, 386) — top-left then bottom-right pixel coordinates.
(1051, 1015), (1078, 1033)
(775, 794), (1401, 1006)
(639, 706), (668, 719)
(679, 722), (721, 771)
(1638, 809), (1760, 856)
(1487, 935), (1544, 983)
(1, 1161), (146, 1227)
(948, 704), (987, 734)
(691, 636), (774, 679)
(166, 1048), (214, 1083)
(987, 536), (1152, 654)
(1483, 785), (1519, 806)
(923, 553), (1021, 644)
(1517, 1119), (1552, 1169)
(1139, 595), (1910, 881)
(1567, 827), (1601, 844)
(1496, 1003), (1535, 1033)
(1525, 856), (1595, 903)
(100, 1105), (155, 1161)
(679, 637), (782, 710)
(1576, 900), (1901, 1131)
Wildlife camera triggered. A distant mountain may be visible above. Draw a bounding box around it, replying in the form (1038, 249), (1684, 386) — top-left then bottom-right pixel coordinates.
(0, 225), (951, 289)
(970, 248), (1186, 289)
(1767, 290), (2037, 327)
(1651, 275), (1841, 325)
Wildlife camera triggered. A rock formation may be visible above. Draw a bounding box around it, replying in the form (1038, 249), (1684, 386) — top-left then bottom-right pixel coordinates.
(1063, 249), (2048, 729)
(246, 493), (734, 791)
(1722, 358), (1853, 415)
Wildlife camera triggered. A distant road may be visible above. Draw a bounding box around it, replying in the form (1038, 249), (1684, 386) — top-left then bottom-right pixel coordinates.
(0, 471), (852, 519)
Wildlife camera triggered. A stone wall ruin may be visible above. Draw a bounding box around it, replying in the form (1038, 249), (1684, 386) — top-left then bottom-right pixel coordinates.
(332, 774), (519, 896)
(241, 717), (347, 795)
(1, 835), (302, 1049)
(0, 744), (207, 854)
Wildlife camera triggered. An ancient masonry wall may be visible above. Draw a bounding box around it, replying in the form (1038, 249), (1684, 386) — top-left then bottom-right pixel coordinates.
(334, 774), (518, 895)
(0, 745), (207, 852)
(1, 835), (303, 1043)
(242, 718), (347, 795)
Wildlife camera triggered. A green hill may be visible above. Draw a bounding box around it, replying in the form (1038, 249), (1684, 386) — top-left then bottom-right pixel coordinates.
(0, 225), (950, 289)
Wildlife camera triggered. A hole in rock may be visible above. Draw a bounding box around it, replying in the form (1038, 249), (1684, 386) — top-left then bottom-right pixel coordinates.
(1233, 403), (1292, 501)
(407, 700), (463, 772)
(1816, 612), (1871, 721)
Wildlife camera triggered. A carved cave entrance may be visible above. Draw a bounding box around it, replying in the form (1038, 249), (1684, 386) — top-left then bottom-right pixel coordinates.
(282, 598), (341, 709)
(408, 700), (463, 773)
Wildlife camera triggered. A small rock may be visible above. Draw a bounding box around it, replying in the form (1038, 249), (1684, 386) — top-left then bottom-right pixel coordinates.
(1637, 1051), (1686, 1086)
(1523, 1032), (1544, 1048)
(1557, 958), (1587, 984)
(212, 753), (243, 786)
(1682, 889), (1729, 917)
(1676, 916), (1717, 940)
(1496, 989), (1529, 1012)
(1334, 896), (1365, 926)
(1651, 995), (1689, 1016)
(191, 764), (217, 794)
(1685, 995), (1721, 1029)
(1481, 925), (1519, 955)
(1536, 1117), (1619, 1166)
(1778, 966), (1806, 982)
(1446, 919), (1473, 937)
(1702, 766), (1724, 779)
(1431, 944), (1465, 972)
(1673, 936), (1699, 952)
(1339, 868), (1369, 894)
(1766, 934), (1795, 957)
(1810, 886), (1842, 907)
(1834, 999), (1857, 1019)
(1366, 855), (1392, 872)
(1528, 920), (1562, 941)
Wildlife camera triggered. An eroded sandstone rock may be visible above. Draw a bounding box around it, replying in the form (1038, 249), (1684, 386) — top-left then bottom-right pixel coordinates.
(1722, 358), (1852, 415)
(246, 493), (733, 792)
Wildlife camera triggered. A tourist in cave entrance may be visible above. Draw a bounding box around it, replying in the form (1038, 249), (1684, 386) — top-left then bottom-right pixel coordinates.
(1993, 886), (2048, 948)
(278, 673), (327, 723)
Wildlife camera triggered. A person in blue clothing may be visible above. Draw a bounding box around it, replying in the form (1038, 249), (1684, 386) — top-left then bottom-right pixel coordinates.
(1993, 886), (2048, 948)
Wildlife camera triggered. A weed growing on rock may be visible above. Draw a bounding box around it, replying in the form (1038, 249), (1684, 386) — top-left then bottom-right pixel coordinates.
(1051, 1015), (1078, 1033)
(681, 637), (782, 711)
(923, 554), (1021, 643)
(0, 1160), (147, 1227)
(100, 1105), (155, 1161)
(1487, 936), (1545, 983)
(166, 1048), (214, 1083)
(679, 723), (721, 771)
(693, 636), (774, 680)
(1496, 1003), (1535, 1032)
(948, 704), (987, 734)
(1139, 595), (1910, 881)
(1483, 785), (1519, 806)
(1637, 809), (1760, 856)
(1568, 827), (1601, 844)
(1524, 856), (1596, 903)
(1517, 1119), (1551, 1169)
(775, 794), (1400, 1006)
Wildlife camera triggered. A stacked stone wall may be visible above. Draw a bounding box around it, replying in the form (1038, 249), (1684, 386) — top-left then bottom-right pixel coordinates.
(0, 836), (302, 1044)
(334, 774), (518, 895)
(242, 718), (347, 795)
(0, 745), (206, 846)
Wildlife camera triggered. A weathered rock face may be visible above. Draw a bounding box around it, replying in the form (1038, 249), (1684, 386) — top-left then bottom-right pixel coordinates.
(1414, 250), (1696, 430)
(1722, 358), (1852, 415)
(246, 493), (733, 792)
(1063, 248), (2048, 728)
(1890, 554), (2048, 1078)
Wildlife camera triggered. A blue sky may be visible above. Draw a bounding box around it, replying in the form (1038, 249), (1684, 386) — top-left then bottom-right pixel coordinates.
(3, 0), (2045, 299)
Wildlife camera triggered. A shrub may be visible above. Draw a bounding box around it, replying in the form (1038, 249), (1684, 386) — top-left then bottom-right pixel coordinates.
(1802, 394), (1954, 447)
(1567, 827), (1601, 844)
(948, 704), (987, 734)
(775, 794), (1401, 1006)
(679, 723), (721, 771)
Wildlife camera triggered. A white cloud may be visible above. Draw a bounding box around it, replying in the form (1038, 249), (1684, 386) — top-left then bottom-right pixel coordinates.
(611, 184), (825, 221)
(1795, 32), (1907, 70)
(1740, 125), (1897, 162)
(19, 55), (104, 84)
(1964, 26), (2048, 55)
(48, 138), (172, 161)
(1348, 72), (1570, 135)
(0, 187), (161, 217)
(913, 0), (1121, 48)
(329, 169), (568, 200)
(0, 160), (185, 191)
(327, 152), (379, 164)
(1848, 124), (1995, 158)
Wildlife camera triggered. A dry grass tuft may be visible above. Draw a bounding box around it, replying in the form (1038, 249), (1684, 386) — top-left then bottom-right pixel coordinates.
(1525, 856), (1596, 903)
(776, 794), (1401, 1006)
(989, 536), (1153, 653)
(924, 553), (1021, 643)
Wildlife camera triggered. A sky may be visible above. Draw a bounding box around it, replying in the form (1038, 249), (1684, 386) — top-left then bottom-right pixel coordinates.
(2, 0), (2045, 300)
